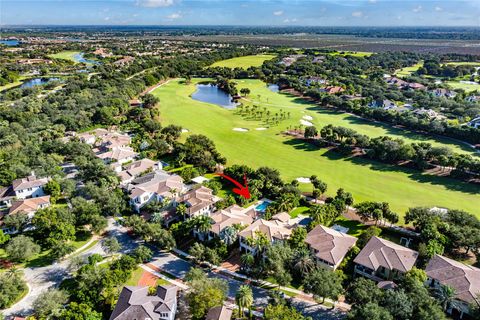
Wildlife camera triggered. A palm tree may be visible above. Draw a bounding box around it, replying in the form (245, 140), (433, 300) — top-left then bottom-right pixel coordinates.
(240, 253), (255, 270)
(151, 211), (163, 224)
(219, 226), (238, 246)
(433, 284), (458, 312)
(194, 215), (213, 238)
(176, 203), (187, 220)
(236, 285), (253, 318)
(293, 249), (315, 276)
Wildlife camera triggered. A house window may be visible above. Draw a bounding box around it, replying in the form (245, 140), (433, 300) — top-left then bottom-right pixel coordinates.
(28, 188), (32, 191)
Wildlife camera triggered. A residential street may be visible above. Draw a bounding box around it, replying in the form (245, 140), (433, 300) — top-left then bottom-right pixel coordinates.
(2, 218), (138, 318)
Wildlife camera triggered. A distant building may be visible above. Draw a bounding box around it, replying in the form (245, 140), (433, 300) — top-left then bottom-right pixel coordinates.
(305, 224), (357, 270)
(467, 117), (480, 129)
(109, 285), (177, 320)
(353, 236), (418, 282)
(431, 88), (457, 99)
(113, 56), (135, 67)
(412, 108), (443, 119)
(129, 99), (142, 107)
(321, 86), (345, 95)
(465, 95), (480, 103)
(117, 158), (161, 185)
(368, 99), (397, 109)
(426, 255), (480, 319)
(96, 146), (138, 165)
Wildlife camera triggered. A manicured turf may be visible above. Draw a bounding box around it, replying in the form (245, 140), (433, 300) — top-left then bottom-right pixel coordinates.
(444, 62), (480, 66)
(210, 54), (276, 69)
(328, 51), (373, 57)
(153, 79), (480, 220)
(446, 81), (480, 92)
(48, 51), (81, 63)
(395, 61), (424, 77)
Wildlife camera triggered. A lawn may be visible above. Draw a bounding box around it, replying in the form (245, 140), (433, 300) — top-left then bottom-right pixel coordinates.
(444, 62), (480, 66)
(48, 51), (81, 63)
(126, 267), (145, 286)
(153, 78), (480, 220)
(445, 80), (480, 92)
(395, 61), (424, 77)
(290, 206), (310, 218)
(210, 54), (276, 69)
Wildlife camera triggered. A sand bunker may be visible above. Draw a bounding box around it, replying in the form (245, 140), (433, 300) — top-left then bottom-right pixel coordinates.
(302, 115), (313, 121)
(233, 128), (249, 132)
(181, 129), (189, 133)
(255, 128), (267, 131)
(300, 120), (313, 126)
(296, 177), (311, 183)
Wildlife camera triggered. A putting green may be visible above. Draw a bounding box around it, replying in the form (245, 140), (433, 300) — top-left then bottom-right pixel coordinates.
(210, 54), (276, 69)
(153, 79), (480, 220)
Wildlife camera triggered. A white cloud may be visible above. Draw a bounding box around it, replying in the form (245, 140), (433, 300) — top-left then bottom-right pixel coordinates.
(368, 0), (377, 3)
(166, 12), (182, 19)
(136, 0), (176, 8)
(435, 6), (443, 11)
(104, 17), (110, 21)
(273, 10), (284, 16)
(352, 11), (364, 17)
(412, 5), (422, 13)
(283, 18), (297, 23)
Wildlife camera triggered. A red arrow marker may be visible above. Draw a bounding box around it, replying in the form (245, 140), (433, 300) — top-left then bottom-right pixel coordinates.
(215, 173), (251, 199)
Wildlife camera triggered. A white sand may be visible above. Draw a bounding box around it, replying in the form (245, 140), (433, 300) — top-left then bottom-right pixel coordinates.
(233, 128), (249, 132)
(302, 115), (313, 121)
(300, 120), (313, 126)
(296, 177), (311, 183)
(181, 129), (189, 133)
(255, 128), (267, 131)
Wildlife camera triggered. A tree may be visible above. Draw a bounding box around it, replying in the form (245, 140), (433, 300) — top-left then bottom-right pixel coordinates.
(33, 289), (68, 319)
(432, 284), (458, 312)
(219, 225), (238, 246)
(235, 285), (253, 318)
(346, 277), (383, 305)
(142, 93), (159, 108)
(289, 227), (307, 249)
(185, 267), (207, 283)
(348, 302), (393, 320)
(176, 203), (187, 219)
(3, 212), (29, 233)
(187, 277), (228, 319)
(304, 126), (318, 139)
(6, 235), (40, 262)
(60, 302), (103, 320)
(240, 88), (251, 96)
(0, 272), (27, 309)
(44, 179), (61, 204)
(189, 242), (206, 262)
(241, 253), (255, 270)
(132, 245), (153, 263)
(193, 215), (213, 236)
(357, 226), (381, 248)
(381, 289), (414, 320)
(293, 248), (315, 277)
(264, 304), (309, 320)
(102, 237), (121, 255)
(303, 268), (343, 303)
(0, 229), (10, 245)
(50, 240), (76, 259)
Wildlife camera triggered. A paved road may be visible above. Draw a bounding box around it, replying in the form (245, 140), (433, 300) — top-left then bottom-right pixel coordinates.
(148, 251), (345, 320)
(2, 218), (137, 318)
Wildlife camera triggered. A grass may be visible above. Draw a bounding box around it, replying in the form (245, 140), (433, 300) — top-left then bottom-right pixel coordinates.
(395, 61), (424, 77)
(153, 78), (480, 220)
(328, 51), (373, 57)
(48, 51), (81, 63)
(290, 206), (310, 218)
(210, 54), (276, 69)
(332, 216), (368, 237)
(445, 80), (480, 92)
(126, 267), (145, 286)
(444, 62), (480, 66)
(0, 76), (27, 92)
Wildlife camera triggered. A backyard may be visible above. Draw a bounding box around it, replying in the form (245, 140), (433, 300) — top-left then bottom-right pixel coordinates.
(153, 78), (480, 220)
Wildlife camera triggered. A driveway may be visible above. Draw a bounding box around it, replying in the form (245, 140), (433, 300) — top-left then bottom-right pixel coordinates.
(2, 218), (137, 318)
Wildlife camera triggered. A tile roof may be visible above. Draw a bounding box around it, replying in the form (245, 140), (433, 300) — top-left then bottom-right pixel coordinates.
(109, 285), (177, 320)
(96, 146), (137, 161)
(178, 186), (216, 215)
(305, 225), (357, 266)
(238, 218), (295, 242)
(206, 305), (233, 320)
(210, 205), (255, 235)
(128, 171), (184, 199)
(9, 196), (50, 215)
(118, 159), (158, 183)
(11, 175), (49, 191)
(353, 236), (418, 273)
(425, 254), (480, 304)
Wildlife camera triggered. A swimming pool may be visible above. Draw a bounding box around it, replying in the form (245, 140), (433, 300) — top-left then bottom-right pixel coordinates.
(255, 200), (271, 212)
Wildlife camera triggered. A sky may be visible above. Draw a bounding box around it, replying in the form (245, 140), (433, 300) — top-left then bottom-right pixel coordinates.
(1, 0), (480, 27)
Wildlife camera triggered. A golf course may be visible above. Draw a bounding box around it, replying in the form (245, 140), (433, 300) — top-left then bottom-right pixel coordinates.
(210, 54), (276, 69)
(153, 78), (480, 219)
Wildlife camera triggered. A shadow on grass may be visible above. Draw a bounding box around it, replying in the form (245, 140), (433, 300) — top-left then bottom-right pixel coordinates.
(283, 138), (320, 152)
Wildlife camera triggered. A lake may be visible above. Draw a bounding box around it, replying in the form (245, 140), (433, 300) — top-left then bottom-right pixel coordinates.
(191, 84), (238, 109)
(73, 53), (99, 65)
(0, 39), (19, 46)
(20, 78), (60, 89)
(267, 84), (279, 92)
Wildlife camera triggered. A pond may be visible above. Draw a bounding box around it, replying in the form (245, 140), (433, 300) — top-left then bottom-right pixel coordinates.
(0, 39), (19, 46)
(267, 84), (279, 93)
(191, 84), (238, 109)
(73, 53), (99, 65)
(20, 78), (60, 89)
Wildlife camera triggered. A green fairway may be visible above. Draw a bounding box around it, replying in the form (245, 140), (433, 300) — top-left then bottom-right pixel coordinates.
(153, 79), (480, 220)
(446, 80), (480, 92)
(48, 51), (81, 63)
(444, 62), (480, 66)
(395, 61), (424, 77)
(210, 54), (276, 69)
(328, 51), (373, 57)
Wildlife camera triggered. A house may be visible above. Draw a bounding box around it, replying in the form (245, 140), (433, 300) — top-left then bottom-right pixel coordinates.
(75, 129), (132, 148)
(96, 146), (138, 165)
(113, 56), (135, 67)
(353, 236), (418, 282)
(93, 48), (112, 58)
(304, 76), (328, 86)
(207, 204), (255, 241)
(238, 214), (297, 255)
(0, 186), (16, 208)
(305, 225), (357, 270)
(17, 59), (53, 65)
(386, 77), (408, 87)
(467, 117), (480, 129)
(11, 174), (50, 199)
(465, 95), (480, 103)
(280, 54), (306, 67)
(8, 196), (50, 216)
(129, 99), (142, 107)
(413, 108), (442, 119)
(408, 82), (426, 90)
(425, 255), (480, 319)
(117, 158), (162, 185)
(206, 305), (233, 320)
(321, 86), (344, 95)
(177, 186), (219, 218)
(109, 285), (177, 320)
(128, 170), (185, 213)
(368, 99), (397, 109)
(431, 88), (457, 99)
(312, 56), (325, 64)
